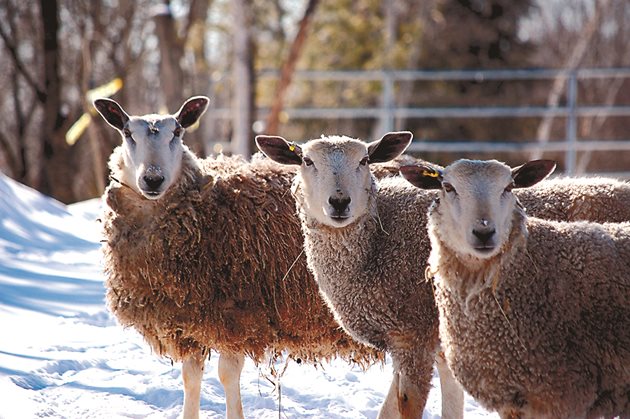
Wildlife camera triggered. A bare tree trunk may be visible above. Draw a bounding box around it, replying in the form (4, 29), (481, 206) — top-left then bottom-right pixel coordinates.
(183, 0), (211, 45)
(264, 0), (319, 135)
(183, 0), (212, 156)
(0, 8), (46, 102)
(231, 0), (256, 156)
(0, 3), (43, 183)
(154, 1), (185, 112)
(81, 34), (105, 196)
(153, 0), (209, 116)
(108, 2), (139, 115)
(5, 70), (23, 178)
(0, 2), (47, 186)
(531, 0), (612, 160)
(39, 0), (73, 202)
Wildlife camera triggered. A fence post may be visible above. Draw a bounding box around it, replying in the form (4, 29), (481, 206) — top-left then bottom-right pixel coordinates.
(566, 71), (578, 175)
(381, 70), (395, 134)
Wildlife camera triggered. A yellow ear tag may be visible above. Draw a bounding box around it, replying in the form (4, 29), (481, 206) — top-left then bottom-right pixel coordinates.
(422, 169), (439, 178)
(289, 144), (296, 152)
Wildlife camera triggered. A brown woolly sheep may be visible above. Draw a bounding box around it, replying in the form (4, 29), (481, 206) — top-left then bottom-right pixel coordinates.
(94, 97), (383, 419)
(510, 175), (630, 223)
(403, 159), (630, 419)
(257, 133), (464, 419)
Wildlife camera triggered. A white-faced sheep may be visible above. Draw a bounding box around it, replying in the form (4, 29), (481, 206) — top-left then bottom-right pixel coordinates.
(402, 159), (630, 419)
(93, 97), (383, 419)
(257, 132), (464, 419)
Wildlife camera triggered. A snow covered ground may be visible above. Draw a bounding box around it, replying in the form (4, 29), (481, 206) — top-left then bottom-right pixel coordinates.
(0, 173), (496, 418)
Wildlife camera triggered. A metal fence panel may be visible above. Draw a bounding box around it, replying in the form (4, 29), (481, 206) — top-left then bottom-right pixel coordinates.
(207, 68), (630, 177)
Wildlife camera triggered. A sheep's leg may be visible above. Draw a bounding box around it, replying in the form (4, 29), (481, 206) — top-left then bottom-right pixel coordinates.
(435, 351), (464, 419)
(218, 352), (245, 419)
(378, 368), (430, 419)
(182, 352), (206, 419)
(497, 407), (524, 419)
(397, 370), (431, 419)
(378, 371), (401, 418)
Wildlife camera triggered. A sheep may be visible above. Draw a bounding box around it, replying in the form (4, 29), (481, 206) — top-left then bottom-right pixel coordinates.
(507, 175), (630, 223)
(93, 96), (384, 419)
(256, 132), (465, 419)
(401, 159), (630, 419)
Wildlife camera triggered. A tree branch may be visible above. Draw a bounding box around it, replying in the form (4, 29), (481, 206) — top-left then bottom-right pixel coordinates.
(0, 19), (46, 102)
(154, 1), (186, 110)
(264, 0), (320, 135)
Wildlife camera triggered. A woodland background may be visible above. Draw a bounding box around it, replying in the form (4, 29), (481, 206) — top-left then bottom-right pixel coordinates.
(1, 0), (629, 204)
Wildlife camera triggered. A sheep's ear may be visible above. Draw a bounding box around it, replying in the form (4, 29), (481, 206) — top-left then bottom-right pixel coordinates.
(512, 159), (556, 188)
(400, 164), (443, 190)
(367, 131), (413, 163)
(93, 98), (130, 130)
(255, 135), (303, 165)
(176, 96), (209, 128)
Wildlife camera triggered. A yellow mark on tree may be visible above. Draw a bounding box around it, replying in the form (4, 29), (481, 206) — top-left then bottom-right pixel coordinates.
(66, 77), (124, 146)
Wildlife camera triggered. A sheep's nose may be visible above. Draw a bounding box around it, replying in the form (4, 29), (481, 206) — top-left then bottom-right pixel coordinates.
(472, 228), (496, 245)
(329, 196), (351, 213)
(143, 174), (165, 190)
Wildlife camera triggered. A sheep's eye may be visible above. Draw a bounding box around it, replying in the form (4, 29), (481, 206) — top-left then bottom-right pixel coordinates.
(359, 156), (369, 166)
(123, 129), (135, 145)
(443, 182), (456, 193)
(174, 127), (183, 137)
(303, 156), (314, 167)
(504, 182), (514, 193)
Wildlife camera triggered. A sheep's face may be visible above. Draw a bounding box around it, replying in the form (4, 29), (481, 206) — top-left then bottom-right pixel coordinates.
(94, 96), (209, 200)
(120, 115), (184, 199)
(256, 131), (412, 228)
(401, 158), (556, 260)
(435, 160), (517, 259)
(298, 137), (373, 227)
